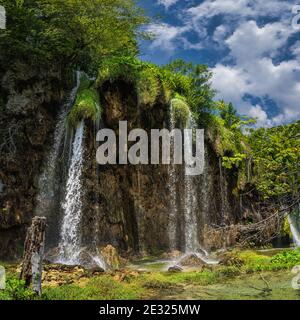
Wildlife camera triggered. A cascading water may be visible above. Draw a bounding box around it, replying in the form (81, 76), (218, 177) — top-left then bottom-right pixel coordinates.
(35, 71), (81, 218)
(168, 99), (178, 251)
(288, 205), (300, 247)
(183, 114), (199, 253)
(57, 122), (85, 264)
(168, 101), (203, 254)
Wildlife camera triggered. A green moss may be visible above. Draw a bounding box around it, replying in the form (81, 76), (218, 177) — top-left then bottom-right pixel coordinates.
(68, 74), (101, 128)
(282, 215), (293, 238)
(171, 95), (190, 128)
(43, 276), (142, 300)
(96, 56), (194, 108)
(136, 68), (160, 106)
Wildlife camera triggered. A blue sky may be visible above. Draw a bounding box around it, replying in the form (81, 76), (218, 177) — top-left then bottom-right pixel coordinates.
(138, 0), (300, 127)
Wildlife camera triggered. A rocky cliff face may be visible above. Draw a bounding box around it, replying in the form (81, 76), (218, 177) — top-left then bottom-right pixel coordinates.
(79, 79), (247, 256)
(0, 62), (70, 260)
(0, 72), (256, 261)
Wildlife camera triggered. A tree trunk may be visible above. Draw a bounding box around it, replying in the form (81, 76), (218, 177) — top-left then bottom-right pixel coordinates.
(20, 216), (46, 296)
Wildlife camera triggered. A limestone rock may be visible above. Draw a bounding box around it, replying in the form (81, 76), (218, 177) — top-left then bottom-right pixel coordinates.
(179, 254), (208, 267)
(100, 245), (121, 270)
(168, 265), (183, 273)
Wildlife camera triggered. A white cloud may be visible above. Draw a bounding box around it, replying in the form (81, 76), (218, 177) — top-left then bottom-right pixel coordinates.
(157, 0), (179, 9)
(211, 20), (300, 126)
(248, 105), (272, 127)
(147, 23), (189, 52)
(146, 0), (300, 126)
(146, 23), (202, 53)
(291, 41), (300, 59)
(213, 25), (230, 44)
(186, 0), (293, 22)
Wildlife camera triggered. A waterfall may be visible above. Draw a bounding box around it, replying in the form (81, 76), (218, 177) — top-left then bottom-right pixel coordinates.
(288, 205), (300, 247)
(184, 114), (199, 252)
(168, 101), (203, 254)
(35, 71), (81, 218)
(58, 122), (85, 264)
(168, 100), (178, 251)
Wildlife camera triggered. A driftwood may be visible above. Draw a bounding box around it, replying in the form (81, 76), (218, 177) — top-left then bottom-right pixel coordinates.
(20, 216), (46, 296)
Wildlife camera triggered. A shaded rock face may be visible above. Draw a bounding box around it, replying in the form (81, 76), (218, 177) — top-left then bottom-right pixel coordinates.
(79, 79), (245, 256)
(0, 62), (70, 260)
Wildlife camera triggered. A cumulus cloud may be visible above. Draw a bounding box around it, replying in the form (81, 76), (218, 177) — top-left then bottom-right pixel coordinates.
(147, 23), (189, 52)
(212, 20), (300, 126)
(157, 0), (179, 9)
(186, 0), (293, 22)
(146, 0), (300, 126)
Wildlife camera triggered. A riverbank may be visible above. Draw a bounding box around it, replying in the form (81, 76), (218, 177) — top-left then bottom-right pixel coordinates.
(0, 248), (299, 300)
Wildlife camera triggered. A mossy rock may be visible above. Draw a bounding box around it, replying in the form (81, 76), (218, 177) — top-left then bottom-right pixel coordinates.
(136, 68), (160, 106)
(68, 74), (101, 128)
(282, 215), (293, 238)
(171, 95), (190, 128)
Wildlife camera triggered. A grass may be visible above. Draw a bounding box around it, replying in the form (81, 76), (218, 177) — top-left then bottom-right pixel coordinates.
(42, 276), (142, 300)
(1, 249), (299, 300)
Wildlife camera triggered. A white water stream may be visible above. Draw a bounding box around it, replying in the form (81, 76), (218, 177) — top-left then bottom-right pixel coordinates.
(57, 122), (85, 264)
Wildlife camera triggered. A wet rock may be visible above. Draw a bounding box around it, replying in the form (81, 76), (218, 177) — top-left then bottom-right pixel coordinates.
(179, 254), (208, 267)
(100, 245), (121, 270)
(162, 250), (182, 259)
(168, 265), (183, 273)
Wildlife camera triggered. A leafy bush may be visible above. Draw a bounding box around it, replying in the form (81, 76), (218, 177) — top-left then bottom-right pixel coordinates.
(0, 278), (35, 300)
(271, 249), (300, 266)
(171, 95), (190, 128)
(68, 74), (101, 127)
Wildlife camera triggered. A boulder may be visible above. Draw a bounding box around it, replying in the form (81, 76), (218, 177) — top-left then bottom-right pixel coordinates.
(100, 245), (121, 270)
(168, 265), (183, 273)
(179, 254), (208, 267)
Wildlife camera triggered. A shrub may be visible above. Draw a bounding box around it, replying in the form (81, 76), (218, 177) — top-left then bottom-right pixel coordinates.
(0, 278), (35, 300)
(68, 74), (101, 128)
(271, 249), (300, 266)
(171, 95), (190, 128)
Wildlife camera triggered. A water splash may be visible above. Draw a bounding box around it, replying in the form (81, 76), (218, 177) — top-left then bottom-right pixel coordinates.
(58, 122), (85, 264)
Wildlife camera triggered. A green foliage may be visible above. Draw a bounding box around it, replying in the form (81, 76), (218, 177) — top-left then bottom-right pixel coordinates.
(163, 59), (215, 122)
(42, 275), (142, 300)
(249, 121), (300, 199)
(171, 95), (190, 128)
(271, 248), (300, 266)
(136, 68), (160, 106)
(282, 215), (293, 238)
(0, 0), (148, 71)
(68, 74), (101, 127)
(0, 278), (35, 300)
(220, 249), (300, 273)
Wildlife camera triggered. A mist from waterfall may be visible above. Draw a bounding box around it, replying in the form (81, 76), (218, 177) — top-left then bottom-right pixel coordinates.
(58, 122), (85, 264)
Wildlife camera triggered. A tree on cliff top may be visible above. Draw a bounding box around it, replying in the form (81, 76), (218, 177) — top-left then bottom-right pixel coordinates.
(0, 0), (148, 71)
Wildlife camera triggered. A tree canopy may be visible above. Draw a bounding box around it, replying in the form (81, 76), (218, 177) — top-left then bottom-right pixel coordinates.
(0, 0), (148, 71)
